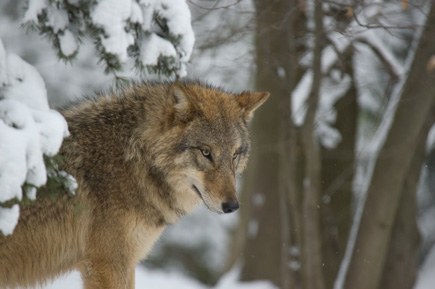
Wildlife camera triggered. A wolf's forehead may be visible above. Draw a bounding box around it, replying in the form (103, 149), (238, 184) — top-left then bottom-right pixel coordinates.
(197, 89), (242, 117)
(198, 117), (247, 148)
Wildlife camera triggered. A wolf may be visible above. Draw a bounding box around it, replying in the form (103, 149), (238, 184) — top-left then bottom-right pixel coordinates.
(0, 80), (269, 289)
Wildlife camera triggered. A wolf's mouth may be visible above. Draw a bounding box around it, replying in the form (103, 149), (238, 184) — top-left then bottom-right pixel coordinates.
(192, 185), (223, 214)
(192, 185), (202, 199)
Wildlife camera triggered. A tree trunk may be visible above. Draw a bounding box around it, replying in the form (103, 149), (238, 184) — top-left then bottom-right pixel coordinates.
(379, 113), (432, 289)
(343, 4), (435, 289)
(321, 79), (357, 288)
(300, 0), (326, 288)
(238, 0), (301, 287)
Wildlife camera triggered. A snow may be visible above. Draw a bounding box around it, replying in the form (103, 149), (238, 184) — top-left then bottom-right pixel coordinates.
(427, 125), (435, 152)
(291, 62), (350, 148)
(25, 186), (38, 200)
(59, 171), (78, 194)
(0, 205), (19, 236)
(22, 0), (46, 24)
(215, 267), (277, 289)
(135, 0), (195, 76)
(292, 29), (353, 148)
(316, 70), (350, 148)
(35, 265), (277, 289)
(356, 29), (404, 77)
(0, 120), (28, 201)
(140, 33), (177, 66)
(46, 6), (69, 33)
(152, 0), (195, 62)
(22, 0), (194, 76)
(149, 205), (238, 275)
(292, 71), (312, 126)
(414, 244), (435, 289)
(0, 39), (69, 235)
(247, 219), (259, 239)
(90, 0), (194, 75)
(2, 53), (49, 109)
(316, 122), (342, 149)
(130, 1), (144, 24)
(289, 260), (301, 271)
(277, 67), (286, 79)
(59, 29), (78, 57)
(289, 246), (300, 257)
(139, 1), (154, 31)
(91, 0), (135, 63)
(252, 193), (265, 207)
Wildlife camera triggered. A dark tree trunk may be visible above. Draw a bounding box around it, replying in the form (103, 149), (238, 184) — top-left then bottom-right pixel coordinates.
(379, 112), (434, 289)
(299, 1), (326, 288)
(343, 3), (435, 289)
(238, 0), (302, 287)
(321, 81), (357, 288)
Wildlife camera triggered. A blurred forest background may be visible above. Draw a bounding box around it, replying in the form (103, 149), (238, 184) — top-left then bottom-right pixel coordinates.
(2, 0), (435, 289)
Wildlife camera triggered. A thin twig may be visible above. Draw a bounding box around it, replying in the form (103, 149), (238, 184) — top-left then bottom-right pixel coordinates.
(188, 0), (243, 11)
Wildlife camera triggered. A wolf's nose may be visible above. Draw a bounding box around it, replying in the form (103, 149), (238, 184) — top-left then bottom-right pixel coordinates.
(222, 201), (239, 213)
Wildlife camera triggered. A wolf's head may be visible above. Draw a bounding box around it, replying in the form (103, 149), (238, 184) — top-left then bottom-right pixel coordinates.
(139, 82), (269, 215)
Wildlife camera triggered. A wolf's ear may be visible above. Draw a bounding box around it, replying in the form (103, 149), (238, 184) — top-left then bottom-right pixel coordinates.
(236, 91), (270, 122)
(171, 83), (200, 122)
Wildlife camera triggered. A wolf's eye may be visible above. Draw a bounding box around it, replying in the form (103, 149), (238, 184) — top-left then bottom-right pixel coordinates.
(232, 153), (239, 160)
(200, 148), (211, 158)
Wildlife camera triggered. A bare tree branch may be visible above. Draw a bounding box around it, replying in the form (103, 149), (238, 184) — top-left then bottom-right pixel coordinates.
(343, 3), (435, 289)
(188, 0), (243, 11)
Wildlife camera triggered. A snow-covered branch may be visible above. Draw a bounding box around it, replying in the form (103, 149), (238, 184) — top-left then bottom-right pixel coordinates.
(355, 30), (405, 79)
(0, 39), (71, 235)
(291, 1), (419, 150)
(23, 0), (195, 77)
(292, 44), (351, 149)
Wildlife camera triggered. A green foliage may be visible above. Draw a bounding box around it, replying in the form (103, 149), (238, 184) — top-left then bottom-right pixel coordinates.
(149, 55), (180, 77)
(154, 12), (182, 47)
(114, 76), (132, 90)
(38, 154), (76, 201)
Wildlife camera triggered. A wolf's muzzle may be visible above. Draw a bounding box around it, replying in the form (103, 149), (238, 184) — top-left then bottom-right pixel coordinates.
(222, 201), (239, 213)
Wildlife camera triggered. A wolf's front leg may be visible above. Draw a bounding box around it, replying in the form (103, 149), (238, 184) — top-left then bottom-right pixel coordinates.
(79, 258), (135, 289)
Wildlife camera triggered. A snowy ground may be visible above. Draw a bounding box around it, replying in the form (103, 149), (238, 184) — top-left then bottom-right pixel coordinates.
(31, 266), (276, 289)
(31, 252), (435, 289)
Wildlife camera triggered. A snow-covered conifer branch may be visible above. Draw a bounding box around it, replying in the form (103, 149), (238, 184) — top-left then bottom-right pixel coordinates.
(23, 0), (195, 77)
(0, 38), (72, 235)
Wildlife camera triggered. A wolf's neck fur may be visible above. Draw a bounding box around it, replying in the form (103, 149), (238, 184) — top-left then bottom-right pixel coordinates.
(61, 83), (196, 227)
